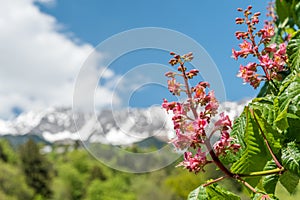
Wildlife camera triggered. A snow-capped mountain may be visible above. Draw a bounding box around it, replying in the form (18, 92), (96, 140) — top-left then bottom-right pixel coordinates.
(0, 101), (248, 145)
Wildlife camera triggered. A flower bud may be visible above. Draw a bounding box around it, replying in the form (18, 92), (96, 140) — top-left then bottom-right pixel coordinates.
(253, 12), (261, 16)
(235, 17), (244, 24)
(165, 71), (176, 78)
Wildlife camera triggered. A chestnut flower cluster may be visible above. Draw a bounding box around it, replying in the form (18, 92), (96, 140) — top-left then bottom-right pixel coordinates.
(162, 52), (240, 173)
(232, 6), (287, 88)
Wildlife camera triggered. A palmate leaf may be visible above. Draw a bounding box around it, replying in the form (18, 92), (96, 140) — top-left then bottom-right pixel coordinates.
(287, 30), (300, 71)
(187, 184), (240, 200)
(230, 110), (247, 150)
(279, 170), (300, 194)
(253, 110), (283, 154)
(231, 107), (270, 187)
(278, 74), (300, 141)
(280, 142), (300, 194)
(187, 185), (208, 200)
(262, 160), (279, 194)
(281, 142), (300, 175)
(251, 97), (276, 126)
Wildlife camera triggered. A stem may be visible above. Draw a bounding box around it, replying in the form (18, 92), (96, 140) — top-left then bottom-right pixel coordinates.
(250, 109), (283, 169)
(204, 139), (234, 177)
(180, 63), (198, 119)
(236, 177), (258, 193)
(238, 167), (285, 177)
(202, 176), (228, 187)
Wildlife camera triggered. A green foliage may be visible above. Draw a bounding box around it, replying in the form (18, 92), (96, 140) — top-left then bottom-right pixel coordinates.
(230, 107), (270, 187)
(279, 170), (299, 194)
(165, 168), (205, 198)
(0, 139), (18, 163)
(281, 142), (300, 175)
(57, 164), (86, 200)
(262, 161), (279, 194)
(276, 0), (300, 29)
(0, 161), (34, 200)
(187, 184), (240, 200)
(187, 186), (208, 200)
(19, 139), (53, 199)
(287, 31), (300, 70)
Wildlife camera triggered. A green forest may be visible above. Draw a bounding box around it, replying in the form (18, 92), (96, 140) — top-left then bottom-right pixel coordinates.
(0, 139), (299, 200)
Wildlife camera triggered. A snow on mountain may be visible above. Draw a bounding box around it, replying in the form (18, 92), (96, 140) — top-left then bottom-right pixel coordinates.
(0, 101), (248, 145)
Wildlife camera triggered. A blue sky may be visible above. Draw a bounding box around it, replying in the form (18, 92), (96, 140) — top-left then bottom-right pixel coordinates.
(37, 0), (269, 101)
(0, 0), (270, 119)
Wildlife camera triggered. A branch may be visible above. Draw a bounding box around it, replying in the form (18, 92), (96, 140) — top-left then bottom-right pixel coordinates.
(202, 176), (228, 187)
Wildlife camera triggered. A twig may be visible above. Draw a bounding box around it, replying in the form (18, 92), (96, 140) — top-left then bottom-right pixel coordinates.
(202, 176), (228, 187)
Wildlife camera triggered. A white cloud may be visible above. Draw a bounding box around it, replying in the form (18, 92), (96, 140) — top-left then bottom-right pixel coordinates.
(0, 0), (116, 119)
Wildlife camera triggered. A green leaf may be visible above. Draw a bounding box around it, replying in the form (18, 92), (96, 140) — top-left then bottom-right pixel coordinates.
(287, 30), (300, 71)
(206, 184), (240, 200)
(253, 110), (282, 154)
(230, 109), (247, 150)
(274, 100), (289, 132)
(262, 161), (279, 194)
(187, 184), (240, 200)
(187, 185), (208, 200)
(278, 73), (300, 141)
(279, 170), (300, 194)
(276, 0), (300, 29)
(251, 97), (276, 126)
(231, 107), (270, 187)
(281, 142), (300, 175)
(276, 0), (291, 25)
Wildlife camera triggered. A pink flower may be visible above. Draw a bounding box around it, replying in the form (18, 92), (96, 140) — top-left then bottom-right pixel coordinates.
(235, 17), (244, 24)
(259, 54), (272, 69)
(277, 43), (286, 55)
(167, 78), (181, 95)
(213, 130), (241, 156)
(235, 31), (248, 40)
(186, 69), (199, 79)
(239, 40), (253, 56)
(170, 130), (192, 150)
(237, 63), (261, 88)
(162, 99), (176, 113)
(260, 25), (275, 38)
(215, 113), (232, 129)
(165, 71), (176, 78)
(273, 53), (286, 71)
(177, 149), (208, 173)
(204, 91), (219, 115)
(193, 83), (206, 99)
(237, 63), (256, 82)
(182, 52), (194, 62)
(192, 117), (208, 137)
(232, 49), (240, 60)
(264, 43), (277, 52)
